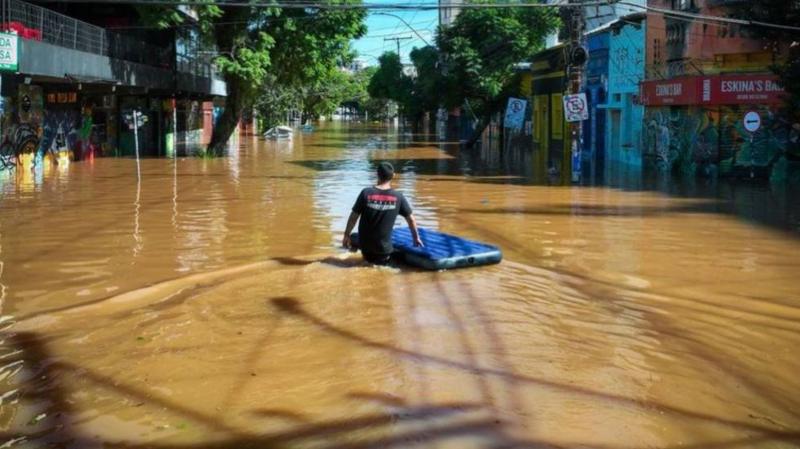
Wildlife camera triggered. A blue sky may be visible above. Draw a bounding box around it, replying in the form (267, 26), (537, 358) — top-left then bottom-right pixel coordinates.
(351, 0), (439, 65)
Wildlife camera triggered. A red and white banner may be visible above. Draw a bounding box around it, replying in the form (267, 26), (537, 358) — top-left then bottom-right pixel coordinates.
(640, 74), (786, 106)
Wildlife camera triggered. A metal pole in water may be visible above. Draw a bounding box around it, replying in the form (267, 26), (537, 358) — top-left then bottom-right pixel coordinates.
(566, 0), (586, 184)
(173, 101), (178, 158)
(133, 110), (141, 172)
(132, 109), (143, 257)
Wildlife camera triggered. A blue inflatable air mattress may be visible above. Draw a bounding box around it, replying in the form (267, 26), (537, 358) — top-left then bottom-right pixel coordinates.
(350, 227), (502, 270)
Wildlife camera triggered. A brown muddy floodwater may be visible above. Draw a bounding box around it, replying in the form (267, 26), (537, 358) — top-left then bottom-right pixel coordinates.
(1, 123), (799, 449)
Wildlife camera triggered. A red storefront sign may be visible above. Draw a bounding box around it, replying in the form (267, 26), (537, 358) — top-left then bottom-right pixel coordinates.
(640, 77), (700, 106)
(640, 75), (786, 106)
(714, 75), (785, 104)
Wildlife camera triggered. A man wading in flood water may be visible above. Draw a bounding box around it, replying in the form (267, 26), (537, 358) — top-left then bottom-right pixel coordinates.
(342, 162), (423, 265)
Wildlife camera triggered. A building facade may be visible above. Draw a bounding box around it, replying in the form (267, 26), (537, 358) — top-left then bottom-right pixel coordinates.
(601, 14), (646, 168)
(641, 0), (794, 181)
(581, 28), (610, 179)
(0, 0), (225, 169)
(438, 0), (462, 28)
(529, 46), (568, 182)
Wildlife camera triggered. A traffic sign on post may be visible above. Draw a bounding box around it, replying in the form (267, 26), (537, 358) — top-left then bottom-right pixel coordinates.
(743, 110), (761, 134)
(563, 93), (589, 122)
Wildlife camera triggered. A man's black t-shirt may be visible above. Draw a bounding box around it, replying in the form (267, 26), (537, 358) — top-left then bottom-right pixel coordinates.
(352, 187), (412, 255)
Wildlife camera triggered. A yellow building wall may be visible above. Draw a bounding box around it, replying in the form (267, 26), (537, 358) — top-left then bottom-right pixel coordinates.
(519, 73), (533, 98)
(551, 93), (563, 141)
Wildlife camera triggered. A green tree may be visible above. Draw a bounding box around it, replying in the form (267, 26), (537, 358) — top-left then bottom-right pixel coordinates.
(436, 3), (559, 143)
(265, 10), (365, 126)
(139, 2), (365, 155)
(408, 46), (443, 122)
(367, 48), (444, 125)
(731, 1), (800, 120)
(341, 66), (391, 120)
(255, 82), (302, 131)
(367, 52), (413, 116)
(299, 67), (351, 122)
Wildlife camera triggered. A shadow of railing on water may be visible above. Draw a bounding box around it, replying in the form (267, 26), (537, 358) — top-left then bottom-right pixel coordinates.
(2, 297), (799, 449)
(264, 297), (800, 446)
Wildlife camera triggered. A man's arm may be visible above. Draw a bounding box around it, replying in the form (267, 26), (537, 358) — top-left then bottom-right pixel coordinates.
(342, 211), (360, 248)
(404, 214), (424, 247)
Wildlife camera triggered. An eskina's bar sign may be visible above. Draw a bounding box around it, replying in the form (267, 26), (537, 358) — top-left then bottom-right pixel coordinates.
(640, 75), (786, 106)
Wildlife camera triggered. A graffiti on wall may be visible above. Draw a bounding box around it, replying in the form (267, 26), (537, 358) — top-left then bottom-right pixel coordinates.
(644, 105), (794, 180)
(1, 88), (105, 170)
(40, 109), (81, 163)
(0, 86), (44, 169)
(717, 107), (790, 178)
(644, 107), (719, 176)
(78, 106), (104, 159)
(0, 123), (39, 169)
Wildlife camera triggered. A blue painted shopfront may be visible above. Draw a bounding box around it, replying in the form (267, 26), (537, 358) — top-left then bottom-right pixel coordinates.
(582, 29), (609, 179)
(600, 15), (646, 168)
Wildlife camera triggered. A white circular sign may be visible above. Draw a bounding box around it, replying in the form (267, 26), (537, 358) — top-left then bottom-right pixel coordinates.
(743, 111), (761, 133)
(566, 95), (586, 114)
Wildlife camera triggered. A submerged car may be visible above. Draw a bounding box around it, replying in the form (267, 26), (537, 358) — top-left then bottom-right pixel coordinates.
(264, 125), (293, 140)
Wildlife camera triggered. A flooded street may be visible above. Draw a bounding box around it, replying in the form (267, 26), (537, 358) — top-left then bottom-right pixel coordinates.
(1, 123), (800, 448)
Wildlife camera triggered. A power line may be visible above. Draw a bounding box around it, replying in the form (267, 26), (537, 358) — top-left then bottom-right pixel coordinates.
(109, 16), (437, 31)
(374, 12), (434, 46)
(367, 29), (433, 39)
(367, 18), (437, 32)
(36, 0), (618, 9)
(384, 36), (412, 57)
(616, 1), (800, 33)
(60, 0), (800, 35)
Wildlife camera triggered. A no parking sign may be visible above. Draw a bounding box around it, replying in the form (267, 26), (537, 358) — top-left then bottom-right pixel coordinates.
(563, 93), (589, 122)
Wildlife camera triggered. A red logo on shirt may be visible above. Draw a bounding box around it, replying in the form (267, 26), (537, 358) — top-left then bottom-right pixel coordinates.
(367, 194), (397, 211)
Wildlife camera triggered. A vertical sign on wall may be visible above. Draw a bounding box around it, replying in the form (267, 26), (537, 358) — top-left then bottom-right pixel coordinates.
(504, 97), (527, 131)
(0, 33), (19, 71)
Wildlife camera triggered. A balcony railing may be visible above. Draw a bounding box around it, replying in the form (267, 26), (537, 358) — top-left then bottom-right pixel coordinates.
(0, 0), (219, 78)
(1, 0), (109, 54)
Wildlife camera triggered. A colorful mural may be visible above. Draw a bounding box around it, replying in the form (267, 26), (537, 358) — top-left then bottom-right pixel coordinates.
(40, 109), (81, 164)
(0, 86), (98, 168)
(0, 86), (44, 169)
(644, 107), (719, 176)
(644, 105), (795, 181)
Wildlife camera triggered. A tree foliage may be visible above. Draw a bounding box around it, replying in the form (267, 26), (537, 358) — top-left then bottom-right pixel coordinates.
(367, 52), (412, 109)
(340, 67), (391, 120)
(138, 1), (366, 155)
(366, 4), (558, 136)
(408, 46), (443, 118)
(436, 4), (559, 121)
(366, 47), (444, 124)
(731, 0), (800, 120)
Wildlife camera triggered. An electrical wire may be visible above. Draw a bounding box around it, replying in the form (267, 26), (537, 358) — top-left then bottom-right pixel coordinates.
(35, 0), (620, 9)
(49, 0), (800, 34)
(616, 1), (800, 33)
(374, 11), (433, 46)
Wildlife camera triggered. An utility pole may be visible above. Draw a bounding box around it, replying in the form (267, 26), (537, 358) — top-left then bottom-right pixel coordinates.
(565, 0), (587, 183)
(384, 36), (412, 59)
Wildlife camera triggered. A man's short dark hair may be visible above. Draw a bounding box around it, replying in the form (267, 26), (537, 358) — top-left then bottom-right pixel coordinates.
(377, 162), (394, 182)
